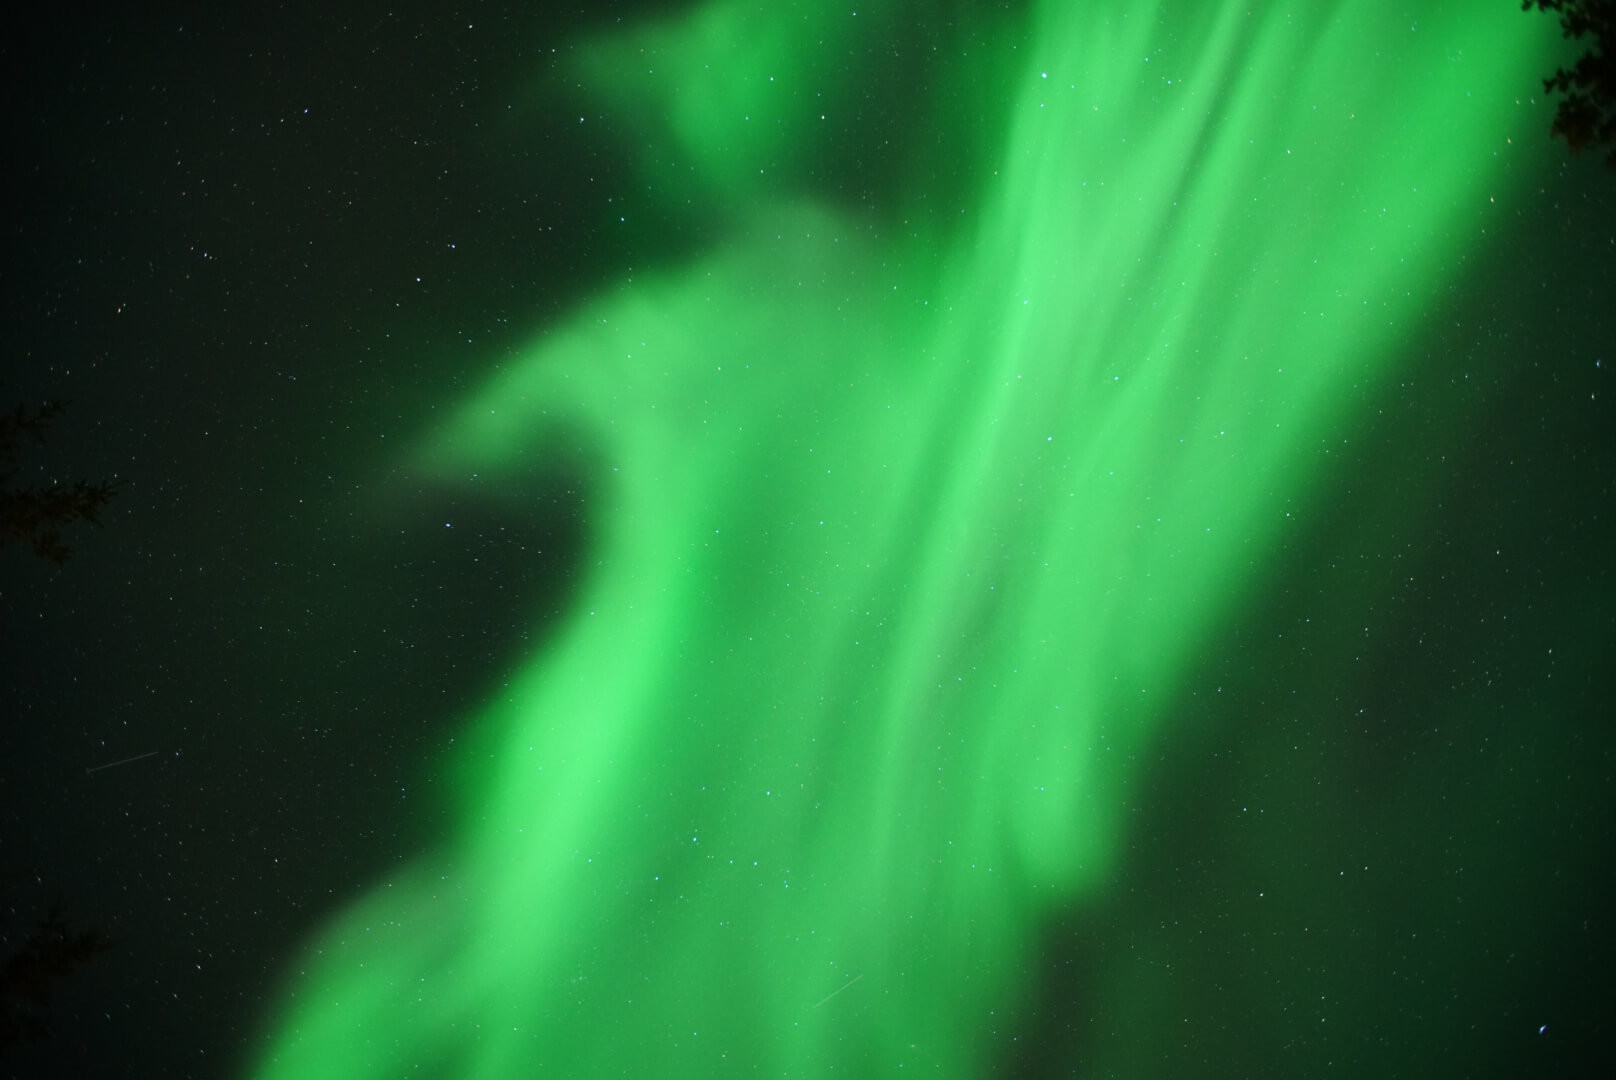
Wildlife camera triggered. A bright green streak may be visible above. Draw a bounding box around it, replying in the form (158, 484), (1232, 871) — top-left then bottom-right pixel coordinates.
(251, 3), (1552, 1076)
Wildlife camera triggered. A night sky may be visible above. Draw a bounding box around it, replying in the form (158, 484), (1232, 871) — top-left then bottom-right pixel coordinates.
(3, 2), (1613, 1078)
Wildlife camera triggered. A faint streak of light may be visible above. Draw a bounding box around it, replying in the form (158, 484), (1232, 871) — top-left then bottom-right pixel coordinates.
(811, 974), (863, 1009)
(87, 750), (160, 775)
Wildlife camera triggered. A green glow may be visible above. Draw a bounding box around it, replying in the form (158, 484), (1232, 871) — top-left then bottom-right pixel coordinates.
(251, 2), (1553, 1076)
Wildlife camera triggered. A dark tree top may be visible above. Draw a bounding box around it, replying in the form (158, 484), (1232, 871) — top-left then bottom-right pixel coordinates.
(0, 401), (120, 564)
(1525, 0), (1616, 167)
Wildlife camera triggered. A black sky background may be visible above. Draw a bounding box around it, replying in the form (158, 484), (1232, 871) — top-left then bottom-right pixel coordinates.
(2, 6), (654, 1076)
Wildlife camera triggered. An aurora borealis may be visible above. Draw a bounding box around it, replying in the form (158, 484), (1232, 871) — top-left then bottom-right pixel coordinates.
(3, 1), (1610, 1077)
(240, 2), (1597, 1077)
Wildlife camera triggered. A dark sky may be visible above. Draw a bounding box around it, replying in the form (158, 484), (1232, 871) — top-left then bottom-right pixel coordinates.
(3, 6), (644, 1075)
(3, 3), (1613, 1078)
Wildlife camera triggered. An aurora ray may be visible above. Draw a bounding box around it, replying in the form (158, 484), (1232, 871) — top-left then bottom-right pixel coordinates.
(249, 2), (1555, 1076)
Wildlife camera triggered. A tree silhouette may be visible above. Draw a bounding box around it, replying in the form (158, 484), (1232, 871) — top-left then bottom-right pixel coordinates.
(1524, 1), (1616, 167)
(0, 898), (113, 1051)
(0, 401), (120, 563)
